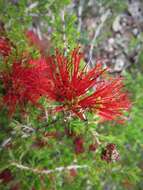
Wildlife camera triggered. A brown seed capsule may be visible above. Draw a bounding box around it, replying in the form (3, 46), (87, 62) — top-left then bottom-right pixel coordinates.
(101, 143), (120, 163)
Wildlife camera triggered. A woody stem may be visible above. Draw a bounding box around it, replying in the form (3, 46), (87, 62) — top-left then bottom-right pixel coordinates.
(11, 162), (88, 175)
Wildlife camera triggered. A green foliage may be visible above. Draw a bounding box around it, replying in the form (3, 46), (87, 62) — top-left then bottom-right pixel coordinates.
(0, 0), (31, 52)
(96, 0), (128, 12)
(1, 72), (143, 189)
(95, 73), (143, 189)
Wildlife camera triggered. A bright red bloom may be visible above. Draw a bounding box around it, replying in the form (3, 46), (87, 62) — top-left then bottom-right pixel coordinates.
(44, 48), (130, 122)
(1, 58), (51, 115)
(0, 37), (11, 57)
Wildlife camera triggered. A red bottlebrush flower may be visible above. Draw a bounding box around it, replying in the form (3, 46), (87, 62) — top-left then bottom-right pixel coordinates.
(101, 143), (120, 163)
(44, 48), (130, 122)
(1, 58), (52, 115)
(0, 168), (13, 183)
(74, 136), (85, 154)
(0, 37), (11, 57)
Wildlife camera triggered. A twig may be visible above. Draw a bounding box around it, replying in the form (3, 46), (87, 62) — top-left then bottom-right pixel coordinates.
(26, 0), (56, 13)
(25, 2), (38, 13)
(88, 9), (111, 67)
(61, 8), (67, 51)
(0, 137), (11, 148)
(11, 162), (88, 175)
(77, 0), (85, 33)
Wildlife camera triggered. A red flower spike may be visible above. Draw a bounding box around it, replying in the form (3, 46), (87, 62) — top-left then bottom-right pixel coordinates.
(44, 48), (130, 122)
(1, 58), (52, 116)
(0, 37), (11, 57)
(1, 47), (130, 120)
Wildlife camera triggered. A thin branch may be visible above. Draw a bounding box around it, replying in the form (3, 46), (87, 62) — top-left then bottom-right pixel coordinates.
(11, 162), (88, 175)
(26, 0), (56, 13)
(88, 9), (111, 67)
(0, 137), (11, 149)
(77, 0), (85, 33)
(25, 2), (38, 13)
(61, 8), (67, 51)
